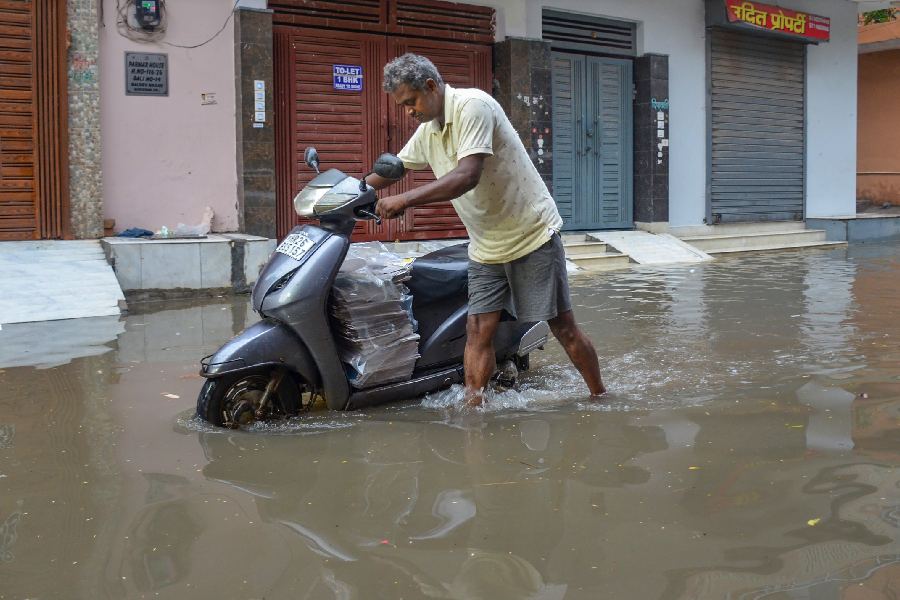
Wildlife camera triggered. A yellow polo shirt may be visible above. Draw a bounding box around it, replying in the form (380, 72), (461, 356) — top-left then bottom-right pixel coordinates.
(398, 85), (563, 264)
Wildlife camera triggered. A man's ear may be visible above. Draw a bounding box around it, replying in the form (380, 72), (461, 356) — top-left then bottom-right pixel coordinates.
(425, 79), (438, 93)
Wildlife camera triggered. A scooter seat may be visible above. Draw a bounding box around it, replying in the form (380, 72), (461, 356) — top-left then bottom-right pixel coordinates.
(408, 243), (469, 305)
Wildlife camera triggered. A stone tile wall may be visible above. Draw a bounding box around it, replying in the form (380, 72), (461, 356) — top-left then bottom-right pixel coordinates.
(234, 8), (275, 238)
(67, 0), (103, 239)
(633, 54), (670, 224)
(493, 38), (554, 193)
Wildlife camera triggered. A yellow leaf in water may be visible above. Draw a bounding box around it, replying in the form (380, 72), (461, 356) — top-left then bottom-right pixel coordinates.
(807, 518), (820, 526)
(688, 466), (700, 470)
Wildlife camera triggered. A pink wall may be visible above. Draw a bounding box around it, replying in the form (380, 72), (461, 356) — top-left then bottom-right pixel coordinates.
(100, 0), (239, 233)
(858, 49), (900, 206)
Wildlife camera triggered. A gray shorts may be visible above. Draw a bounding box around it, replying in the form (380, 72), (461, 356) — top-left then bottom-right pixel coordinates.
(468, 233), (572, 322)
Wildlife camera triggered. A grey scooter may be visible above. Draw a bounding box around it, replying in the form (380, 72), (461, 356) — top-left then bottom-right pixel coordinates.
(196, 148), (549, 428)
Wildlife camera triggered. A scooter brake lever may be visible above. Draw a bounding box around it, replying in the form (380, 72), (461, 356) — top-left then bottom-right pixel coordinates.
(357, 208), (382, 225)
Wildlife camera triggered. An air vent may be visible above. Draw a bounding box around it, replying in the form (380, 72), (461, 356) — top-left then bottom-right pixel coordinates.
(542, 9), (636, 56)
(393, 0), (494, 43)
(270, 0), (383, 25)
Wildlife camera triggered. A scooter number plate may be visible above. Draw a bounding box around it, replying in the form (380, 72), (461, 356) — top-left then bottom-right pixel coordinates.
(276, 232), (316, 261)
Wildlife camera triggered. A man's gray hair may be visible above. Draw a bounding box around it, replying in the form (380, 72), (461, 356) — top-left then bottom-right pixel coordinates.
(382, 53), (444, 93)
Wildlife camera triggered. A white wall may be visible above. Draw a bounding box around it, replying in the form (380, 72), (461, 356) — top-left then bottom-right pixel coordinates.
(470, 0), (859, 224)
(469, 0), (713, 226)
(100, 0), (239, 233)
(799, 0), (858, 218)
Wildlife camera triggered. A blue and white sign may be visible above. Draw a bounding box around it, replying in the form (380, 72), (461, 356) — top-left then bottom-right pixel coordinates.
(333, 64), (363, 92)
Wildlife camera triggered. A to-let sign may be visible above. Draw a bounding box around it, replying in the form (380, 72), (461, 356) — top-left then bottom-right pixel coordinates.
(725, 0), (830, 42)
(333, 64), (363, 92)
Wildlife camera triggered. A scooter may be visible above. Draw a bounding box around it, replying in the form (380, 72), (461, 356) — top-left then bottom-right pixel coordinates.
(196, 148), (549, 427)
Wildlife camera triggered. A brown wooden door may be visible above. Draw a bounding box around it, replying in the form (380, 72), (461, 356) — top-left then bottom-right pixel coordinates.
(0, 0), (37, 240)
(273, 0), (494, 242)
(276, 28), (393, 241)
(388, 38), (492, 241)
(0, 0), (67, 241)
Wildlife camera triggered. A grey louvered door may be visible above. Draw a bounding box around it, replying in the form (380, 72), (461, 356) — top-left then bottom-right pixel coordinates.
(552, 52), (632, 230)
(709, 30), (806, 223)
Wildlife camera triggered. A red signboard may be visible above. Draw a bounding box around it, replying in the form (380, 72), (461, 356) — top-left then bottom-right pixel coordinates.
(724, 0), (831, 42)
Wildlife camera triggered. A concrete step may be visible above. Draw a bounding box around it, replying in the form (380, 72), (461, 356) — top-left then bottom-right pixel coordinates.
(0, 240), (125, 324)
(701, 240), (848, 255)
(666, 221), (808, 237)
(564, 241), (611, 256)
(560, 233), (591, 244)
(0, 251), (106, 263)
(3, 305), (122, 324)
(679, 229), (826, 252)
(567, 252), (632, 271)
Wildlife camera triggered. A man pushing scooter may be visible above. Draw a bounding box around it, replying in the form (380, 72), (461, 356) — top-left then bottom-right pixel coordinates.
(367, 54), (606, 407)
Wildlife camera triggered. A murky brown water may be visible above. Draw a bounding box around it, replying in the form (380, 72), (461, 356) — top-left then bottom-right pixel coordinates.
(2, 243), (900, 599)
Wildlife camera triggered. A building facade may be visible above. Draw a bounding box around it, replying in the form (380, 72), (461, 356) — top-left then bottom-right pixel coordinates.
(0, 0), (861, 242)
(857, 16), (900, 207)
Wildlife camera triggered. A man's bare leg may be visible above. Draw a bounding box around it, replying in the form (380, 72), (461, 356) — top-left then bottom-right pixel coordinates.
(464, 311), (502, 406)
(548, 310), (606, 397)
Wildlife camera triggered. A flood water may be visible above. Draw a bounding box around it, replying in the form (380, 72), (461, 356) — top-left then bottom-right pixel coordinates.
(2, 242), (900, 599)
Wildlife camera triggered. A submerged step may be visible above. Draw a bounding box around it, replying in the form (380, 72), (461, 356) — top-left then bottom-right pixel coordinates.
(704, 240), (847, 255)
(682, 230), (827, 252)
(568, 253), (632, 271)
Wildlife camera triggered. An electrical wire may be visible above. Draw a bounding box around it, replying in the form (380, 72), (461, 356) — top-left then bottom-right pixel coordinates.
(162, 0), (241, 49)
(114, 0), (241, 49)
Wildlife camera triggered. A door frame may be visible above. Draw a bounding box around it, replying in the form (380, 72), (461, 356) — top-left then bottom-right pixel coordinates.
(552, 51), (634, 231)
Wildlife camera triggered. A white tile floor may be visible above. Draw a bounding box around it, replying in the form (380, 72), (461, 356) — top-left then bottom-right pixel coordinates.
(0, 241), (124, 324)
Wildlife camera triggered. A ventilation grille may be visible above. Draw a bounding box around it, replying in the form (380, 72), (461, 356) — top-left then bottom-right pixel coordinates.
(542, 9), (636, 56)
(270, 0), (384, 25)
(393, 0), (494, 43)
(272, 0), (494, 43)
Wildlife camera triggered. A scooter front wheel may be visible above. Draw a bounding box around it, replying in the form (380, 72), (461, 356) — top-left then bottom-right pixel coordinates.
(197, 368), (303, 428)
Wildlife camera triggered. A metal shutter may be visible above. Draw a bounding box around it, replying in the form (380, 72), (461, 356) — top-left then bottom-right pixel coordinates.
(1, 0), (37, 239)
(0, 0), (67, 241)
(709, 30), (805, 223)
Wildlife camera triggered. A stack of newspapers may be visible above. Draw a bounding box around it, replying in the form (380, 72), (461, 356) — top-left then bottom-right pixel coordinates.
(330, 243), (420, 389)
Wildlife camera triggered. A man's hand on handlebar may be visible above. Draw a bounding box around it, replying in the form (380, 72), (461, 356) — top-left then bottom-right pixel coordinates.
(376, 195), (408, 219)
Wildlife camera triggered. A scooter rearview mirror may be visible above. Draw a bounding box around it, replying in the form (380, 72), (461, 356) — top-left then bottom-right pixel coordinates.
(372, 153), (405, 180)
(304, 147), (320, 174)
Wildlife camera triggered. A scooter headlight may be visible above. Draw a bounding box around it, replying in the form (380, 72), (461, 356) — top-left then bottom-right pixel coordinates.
(312, 191), (358, 214)
(294, 186), (330, 217)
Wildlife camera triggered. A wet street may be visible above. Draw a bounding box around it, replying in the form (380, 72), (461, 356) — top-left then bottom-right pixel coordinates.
(2, 242), (900, 600)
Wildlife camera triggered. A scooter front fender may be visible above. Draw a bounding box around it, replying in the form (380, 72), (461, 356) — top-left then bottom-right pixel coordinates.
(200, 319), (320, 387)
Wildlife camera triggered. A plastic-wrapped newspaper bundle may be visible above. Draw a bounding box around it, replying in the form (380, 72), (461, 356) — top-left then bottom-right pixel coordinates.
(330, 243), (420, 389)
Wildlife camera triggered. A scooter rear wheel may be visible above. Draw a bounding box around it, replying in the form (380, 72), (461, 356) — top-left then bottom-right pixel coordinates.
(197, 368), (302, 428)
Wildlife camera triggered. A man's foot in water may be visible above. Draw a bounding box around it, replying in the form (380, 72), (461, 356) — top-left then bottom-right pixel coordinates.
(589, 386), (608, 401)
(465, 387), (485, 407)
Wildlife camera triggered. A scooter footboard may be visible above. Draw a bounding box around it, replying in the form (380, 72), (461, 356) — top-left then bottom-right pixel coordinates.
(200, 319), (320, 386)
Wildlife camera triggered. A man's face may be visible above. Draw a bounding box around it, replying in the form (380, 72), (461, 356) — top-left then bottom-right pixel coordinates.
(391, 80), (442, 124)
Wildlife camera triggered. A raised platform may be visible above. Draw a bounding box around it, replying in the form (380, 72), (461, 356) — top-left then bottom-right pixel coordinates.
(806, 214), (900, 243)
(101, 234), (276, 301)
(0, 241), (125, 325)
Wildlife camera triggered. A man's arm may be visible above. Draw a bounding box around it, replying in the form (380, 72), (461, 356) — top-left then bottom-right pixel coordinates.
(365, 173), (400, 191)
(375, 154), (486, 219)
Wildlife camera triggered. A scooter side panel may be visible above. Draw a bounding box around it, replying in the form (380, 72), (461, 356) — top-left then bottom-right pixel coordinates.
(417, 304), (542, 370)
(201, 319), (320, 385)
(252, 226), (332, 312)
(262, 234), (351, 410)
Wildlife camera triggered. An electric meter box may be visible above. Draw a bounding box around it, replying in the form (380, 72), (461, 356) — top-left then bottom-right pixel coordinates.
(136, 0), (161, 31)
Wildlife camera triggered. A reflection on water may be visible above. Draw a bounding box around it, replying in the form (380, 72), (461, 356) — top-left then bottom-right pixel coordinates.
(0, 243), (899, 598)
